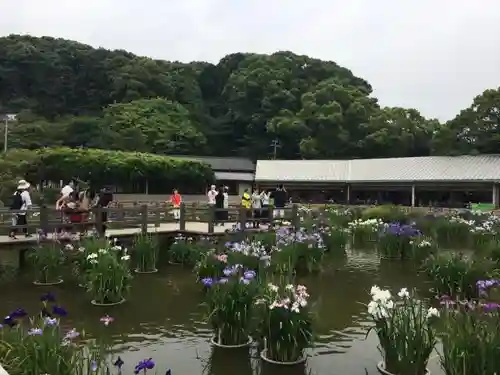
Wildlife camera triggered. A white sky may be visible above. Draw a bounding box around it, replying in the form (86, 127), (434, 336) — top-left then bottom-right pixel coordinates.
(2, 0), (500, 121)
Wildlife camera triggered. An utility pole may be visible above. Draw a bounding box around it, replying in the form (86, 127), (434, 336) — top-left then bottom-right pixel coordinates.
(3, 114), (17, 153)
(270, 139), (281, 160)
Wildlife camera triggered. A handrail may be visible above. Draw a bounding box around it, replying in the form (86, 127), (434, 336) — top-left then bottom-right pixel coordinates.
(0, 204), (300, 236)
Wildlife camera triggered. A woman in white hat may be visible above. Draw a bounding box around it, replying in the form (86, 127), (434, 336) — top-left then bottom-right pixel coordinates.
(9, 179), (32, 239)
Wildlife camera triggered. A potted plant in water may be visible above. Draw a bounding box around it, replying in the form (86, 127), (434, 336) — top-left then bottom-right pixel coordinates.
(28, 236), (64, 286)
(133, 233), (159, 273)
(86, 246), (133, 306)
(203, 265), (259, 348)
(367, 285), (439, 375)
(73, 236), (109, 287)
(256, 282), (313, 365)
(439, 297), (500, 375)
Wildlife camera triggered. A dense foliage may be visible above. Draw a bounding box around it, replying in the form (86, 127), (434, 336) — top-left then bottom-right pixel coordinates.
(0, 148), (214, 203)
(3, 34), (496, 160)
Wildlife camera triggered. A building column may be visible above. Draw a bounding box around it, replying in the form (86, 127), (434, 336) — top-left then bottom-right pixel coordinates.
(493, 184), (499, 208)
(346, 184), (351, 204)
(411, 184), (416, 207)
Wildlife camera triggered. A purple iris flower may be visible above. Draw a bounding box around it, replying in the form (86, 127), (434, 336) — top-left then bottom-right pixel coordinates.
(222, 267), (235, 277)
(3, 315), (17, 327)
(243, 270), (256, 280)
(134, 358), (155, 374)
(483, 302), (500, 312)
(217, 278), (229, 284)
(52, 305), (68, 317)
(10, 308), (27, 318)
(201, 278), (213, 287)
(40, 292), (56, 302)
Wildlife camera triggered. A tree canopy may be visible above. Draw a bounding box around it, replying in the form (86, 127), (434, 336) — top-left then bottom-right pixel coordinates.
(0, 34), (498, 159)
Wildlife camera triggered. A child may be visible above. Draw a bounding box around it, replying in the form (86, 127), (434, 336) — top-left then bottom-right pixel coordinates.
(170, 189), (182, 221)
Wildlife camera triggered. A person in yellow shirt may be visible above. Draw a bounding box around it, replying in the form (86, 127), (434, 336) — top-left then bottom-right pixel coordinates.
(241, 188), (252, 225)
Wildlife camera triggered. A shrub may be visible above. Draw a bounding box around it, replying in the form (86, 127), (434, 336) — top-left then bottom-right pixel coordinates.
(20, 147), (215, 193)
(362, 205), (410, 223)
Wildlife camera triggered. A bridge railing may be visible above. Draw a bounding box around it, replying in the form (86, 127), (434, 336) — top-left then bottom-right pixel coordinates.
(0, 203), (301, 237)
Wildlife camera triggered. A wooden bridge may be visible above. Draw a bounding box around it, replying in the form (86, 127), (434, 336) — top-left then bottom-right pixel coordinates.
(0, 203), (300, 247)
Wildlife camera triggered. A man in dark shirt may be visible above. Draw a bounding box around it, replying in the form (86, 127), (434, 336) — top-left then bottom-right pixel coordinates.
(96, 186), (113, 235)
(271, 184), (287, 219)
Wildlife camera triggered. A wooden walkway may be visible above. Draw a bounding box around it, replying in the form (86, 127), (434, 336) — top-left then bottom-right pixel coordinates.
(0, 221), (239, 245)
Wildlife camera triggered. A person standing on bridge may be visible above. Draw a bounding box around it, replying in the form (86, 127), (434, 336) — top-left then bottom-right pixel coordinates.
(9, 179), (32, 239)
(95, 186), (113, 236)
(170, 189), (182, 221)
(241, 188), (252, 226)
(207, 184), (218, 206)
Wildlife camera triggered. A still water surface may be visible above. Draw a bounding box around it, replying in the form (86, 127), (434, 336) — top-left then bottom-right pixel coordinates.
(4, 251), (443, 375)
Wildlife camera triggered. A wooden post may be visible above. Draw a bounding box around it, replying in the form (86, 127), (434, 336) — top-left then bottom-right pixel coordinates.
(95, 206), (103, 237)
(39, 198), (49, 235)
(268, 204), (274, 222)
(239, 206), (247, 232)
(140, 204), (148, 235)
(207, 204), (215, 234)
(179, 203), (186, 231)
(117, 203), (125, 222)
(291, 204), (299, 228)
(154, 202), (160, 228)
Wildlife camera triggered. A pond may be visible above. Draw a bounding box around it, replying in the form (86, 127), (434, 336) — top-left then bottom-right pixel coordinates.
(3, 250), (443, 375)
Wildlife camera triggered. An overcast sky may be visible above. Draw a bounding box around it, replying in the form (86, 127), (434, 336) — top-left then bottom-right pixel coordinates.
(2, 0), (500, 121)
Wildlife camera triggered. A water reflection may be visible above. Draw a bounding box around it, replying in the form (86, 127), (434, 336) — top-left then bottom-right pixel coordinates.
(205, 347), (254, 375)
(3, 250), (433, 375)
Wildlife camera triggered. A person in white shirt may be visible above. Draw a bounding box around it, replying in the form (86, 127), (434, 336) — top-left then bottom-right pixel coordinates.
(207, 185), (218, 205)
(251, 188), (262, 228)
(260, 190), (271, 222)
(222, 186), (229, 221)
(9, 179), (33, 239)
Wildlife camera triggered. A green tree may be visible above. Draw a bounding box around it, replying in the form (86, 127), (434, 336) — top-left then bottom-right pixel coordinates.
(102, 98), (207, 154)
(432, 87), (500, 155)
(0, 34), (458, 160)
(358, 107), (438, 158)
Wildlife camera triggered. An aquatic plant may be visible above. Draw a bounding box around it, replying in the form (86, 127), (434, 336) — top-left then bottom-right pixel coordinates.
(202, 265), (260, 346)
(348, 218), (384, 248)
(273, 227), (325, 274)
(434, 215), (474, 248)
(168, 235), (208, 266)
(0, 294), (172, 375)
(318, 225), (350, 254)
(439, 298), (500, 375)
(377, 223), (430, 260)
(133, 232), (160, 273)
(27, 235), (65, 284)
(86, 245), (133, 305)
(255, 282), (313, 363)
(1, 294), (109, 375)
(225, 240), (271, 271)
(423, 253), (495, 299)
(72, 236), (110, 286)
(366, 286), (439, 375)
(195, 251), (228, 280)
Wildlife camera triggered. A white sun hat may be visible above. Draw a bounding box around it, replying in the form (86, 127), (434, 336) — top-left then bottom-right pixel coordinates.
(17, 179), (30, 189)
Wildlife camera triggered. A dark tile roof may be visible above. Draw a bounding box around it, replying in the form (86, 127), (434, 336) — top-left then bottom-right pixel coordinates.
(170, 156), (255, 172)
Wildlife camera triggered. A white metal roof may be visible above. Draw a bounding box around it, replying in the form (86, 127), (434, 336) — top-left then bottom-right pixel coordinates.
(255, 156), (500, 183)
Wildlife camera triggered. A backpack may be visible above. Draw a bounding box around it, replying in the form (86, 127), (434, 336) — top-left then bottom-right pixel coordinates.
(10, 191), (23, 210)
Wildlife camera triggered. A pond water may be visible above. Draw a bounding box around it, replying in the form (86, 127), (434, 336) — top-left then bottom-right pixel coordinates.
(3, 250), (443, 375)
